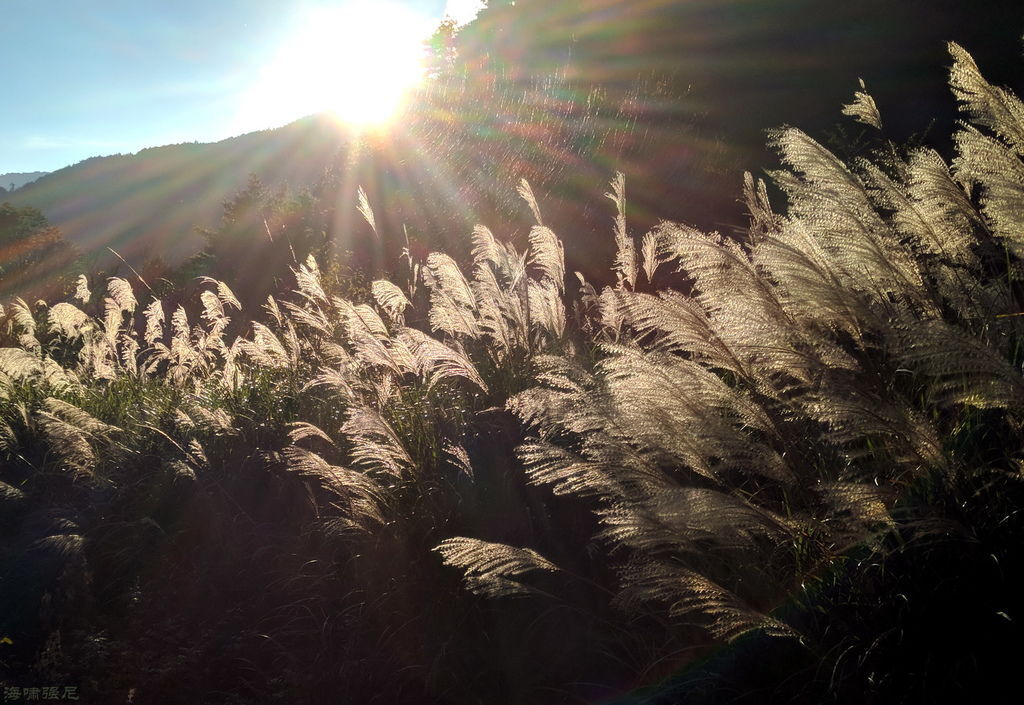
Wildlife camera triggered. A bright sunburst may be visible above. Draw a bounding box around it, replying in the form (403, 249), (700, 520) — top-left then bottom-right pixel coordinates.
(236, 2), (431, 131)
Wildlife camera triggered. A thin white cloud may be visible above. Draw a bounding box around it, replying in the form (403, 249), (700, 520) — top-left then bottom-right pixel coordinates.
(443, 0), (485, 25)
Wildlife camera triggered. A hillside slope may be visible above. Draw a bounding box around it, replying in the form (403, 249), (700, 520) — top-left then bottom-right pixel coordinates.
(7, 117), (351, 268)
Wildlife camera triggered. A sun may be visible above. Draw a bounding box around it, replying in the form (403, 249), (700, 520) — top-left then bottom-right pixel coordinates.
(236, 2), (431, 131)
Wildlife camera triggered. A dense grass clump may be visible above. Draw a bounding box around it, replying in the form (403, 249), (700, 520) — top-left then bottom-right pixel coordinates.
(2, 44), (1024, 704)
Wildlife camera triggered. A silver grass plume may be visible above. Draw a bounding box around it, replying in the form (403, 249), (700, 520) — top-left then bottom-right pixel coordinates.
(47, 303), (90, 340)
(769, 128), (928, 313)
(613, 560), (790, 642)
(954, 126), (1024, 258)
(293, 255), (328, 304)
(423, 252), (480, 339)
(517, 178), (544, 226)
(143, 299), (165, 345)
(948, 41), (1024, 155)
(357, 186), (378, 237)
(341, 406), (413, 478)
(35, 397), (119, 475)
(372, 279), (412, 324)
(841, 78), (882, 130)
(435, 537), (560, 598)
(73, 274), (90, 304)
(283, 445), (386, 531)
(399, 327), (488, 393)
(606, 171), (637, 288)
(527, 226), (565, 292)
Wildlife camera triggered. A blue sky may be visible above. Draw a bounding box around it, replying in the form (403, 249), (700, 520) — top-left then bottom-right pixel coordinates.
(1, 0), (483, 173)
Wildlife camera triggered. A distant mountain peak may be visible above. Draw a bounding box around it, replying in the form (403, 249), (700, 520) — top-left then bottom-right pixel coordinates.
(0, 171), (49, 193)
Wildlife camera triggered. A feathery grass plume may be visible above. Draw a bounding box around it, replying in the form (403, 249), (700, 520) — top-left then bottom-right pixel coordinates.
(470, 225), (533, 356)
(47, 303), (90, 339)
(341, 406), (413, 478)
(527, 226), (565, 292)
(617, 289), (742, 373)
(198, 276), (242, 312)
(190, 406), (236, 436)
(119, 334), (140, 376)
(598, 344), (788, 483)
(30, 532), (86, 565)
(423, 252), (480, 339)
(954, 126), (1024, 258)
(653, 223), (816, 387)
(283, 446), (386, 531)
(0, 345), (78, 392)
(754, 220), (875, 343)
(516, 440), (618, 498)
(287, 421), (337, 448)
(9, 298), (37, 346)
(597, 485), (796, 561)
(0, 347), (44, 381)
(572, 272), (602, 335)
(597, 286), (628, 340)
(357, 185), (378, 237)
(35, 398), (119, 475)
(613, 560), (789, 642)
(507, 354), (595, 432)
(187, 438), (209, 469)
(294, 255), (328, 305)
(106, 277), (137, 315)
(103, 300), (123, 347)
(905, 148), (982, 265)
(73, 274), (90, 304)
(527, 279), (566, 341)
(898, 318), (1024, 410)
(335, 298), (414, 376)
(517, 178), (544, 226)
(948, 41), (1024, 154)
(435, 537), (560, 598)
(470, 224), (501, 270)
(239, 321), (293, 369)
(170, 305), (189, 341)
(606, 171), (637, 288)
(199, 290), (227, 330)
(0, 478), (24, 507)
(372, 279), (411, 324)
(142, 299), (165, 346)
(639, 232), (658, 285)
(470, 264), (518, 356)
(801, 380), (946, 473)
(103, 277), (138, 348)
(44, 398), (119, 436)
(743, 171), (782, 245)
(817, 482), (896, 539)
(857, 151), (986, 323)
(304, 366), (355, 401)
(399, 327), (487, 393)
(841, 78), (882, 130)
(443, 442), (474, 480)
(264, 294), (285, 328)
(283, 298), (331, 336)
(769, 128), (928, 313)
